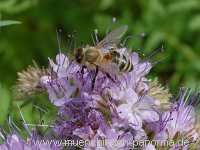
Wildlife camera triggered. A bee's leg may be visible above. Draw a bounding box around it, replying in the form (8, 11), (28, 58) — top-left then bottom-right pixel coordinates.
(91, 66), (99, 90)
(81, 65), (86, 86)
(105, 73), (116, 83)
(81, 65), (86, 74)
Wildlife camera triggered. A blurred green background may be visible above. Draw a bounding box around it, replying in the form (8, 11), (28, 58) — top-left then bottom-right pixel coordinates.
(0, 0), (200, 138)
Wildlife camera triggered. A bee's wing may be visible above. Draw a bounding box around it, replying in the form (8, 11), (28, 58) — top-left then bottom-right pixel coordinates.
(101, 62), (120, 74)
(100, 56), (120, 74)
(96, 25), (128, 51)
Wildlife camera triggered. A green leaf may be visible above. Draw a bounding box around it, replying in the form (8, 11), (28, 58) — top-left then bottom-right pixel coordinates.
(0, 0), (16, 11)
(0, 0), (37, 14)
(0, 20), (21, 27)
(145, 31), (165, 50)
(189, 15), (200, 31)
(148, 0), (165, 16)
(94, 14), (112, 33)
(99, 0), (114, 10)
(168, 0), (200, 13)
(0, 85), (11, 124)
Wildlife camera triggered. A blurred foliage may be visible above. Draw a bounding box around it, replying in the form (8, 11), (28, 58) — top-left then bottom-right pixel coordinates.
(0, 20), (21, 27)
(0, 0), (200, 134)
(0, 0), (38, 14)
(0, 85), (11, 124)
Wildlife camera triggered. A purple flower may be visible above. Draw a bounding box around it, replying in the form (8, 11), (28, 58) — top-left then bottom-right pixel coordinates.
(0, 133), (62, 150)
(116, 94), (159, 129)
(151, 89), (200, 149)
(54, 98), (107, 140)
(45, 78), (77, 106)
(13, 27), (200, 150)
(35, 45), (200, 149)
(48, 53), (70, 78)
(143, 144), (156, 150)
(48, 47), (162, 150)
(126, 52), (152, 93)
(41, 53), (80, 106)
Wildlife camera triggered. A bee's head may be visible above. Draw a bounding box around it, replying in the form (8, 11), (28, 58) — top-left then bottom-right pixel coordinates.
(74, 48), (84, 64)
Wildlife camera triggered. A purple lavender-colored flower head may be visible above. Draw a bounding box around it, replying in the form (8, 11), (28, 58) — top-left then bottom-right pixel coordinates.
(0, 133), (62, 150)
(10, 27), (200, 150)
(145, 88), (200, 149)
(36, 45), (200, 149)
(42, 46), (165, 149)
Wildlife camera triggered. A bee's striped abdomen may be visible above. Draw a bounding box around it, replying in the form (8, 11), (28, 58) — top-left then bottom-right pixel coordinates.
(121, 58), (133, 72)
(111, 51), (133, 73)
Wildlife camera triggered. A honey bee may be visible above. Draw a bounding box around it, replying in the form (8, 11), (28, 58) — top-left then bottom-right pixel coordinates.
(74, 25), (133, 88)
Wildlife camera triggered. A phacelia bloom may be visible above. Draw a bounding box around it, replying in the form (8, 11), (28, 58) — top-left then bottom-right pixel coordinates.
(39, 46), (162, 149)
(13, 27), (200, 150)
(146, 88), (200, 149)
(0, 133), (62, 150)
(40, 53), (80, 106)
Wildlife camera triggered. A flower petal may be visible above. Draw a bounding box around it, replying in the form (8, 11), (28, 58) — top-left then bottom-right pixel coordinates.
(140, 109), (159, 122)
